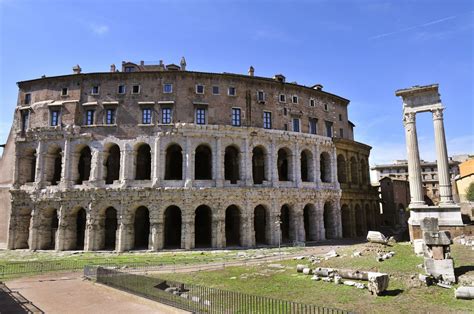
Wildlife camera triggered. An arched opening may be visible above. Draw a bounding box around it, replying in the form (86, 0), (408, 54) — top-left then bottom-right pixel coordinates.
(350, 157), (358, 184)
(303, 204), (316, 241)
(254, 205), (268, 245)
(104, 207), (117, 250)
(323, 202), (335, 239)
(195, 145), (212, 180)
(195, 205), (212, 248)
(341, 205), (352, 238)
(224, 146), (240, 184)
(225, 205), (241, 247)
(320, 152), (331, 183)
(75, 208), (87, 250)
(18, 149), (36, 184)
(252, 146), (266, 184)
(164, 206), (182, 248)
(165, 144), (183, 180)
(280, 205), (291, 243)
(366, 204), (374, 230)
(355, 204), (365, 236)
(45, 146), (62, 186)
(277, 148), (291, 181)
(360, 159), (368, 185)
(301, 150), (313, 182)
(337, 154), (347, 183)
(134, 206), (150, 250)
(77, 146), (91, 184)
(105, 144), (121, 184)
(41, 208), (58, 250)
(135, 144), (151, 180)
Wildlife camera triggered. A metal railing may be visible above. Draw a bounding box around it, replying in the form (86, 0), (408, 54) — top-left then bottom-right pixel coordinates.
(87, 266), (350, 314)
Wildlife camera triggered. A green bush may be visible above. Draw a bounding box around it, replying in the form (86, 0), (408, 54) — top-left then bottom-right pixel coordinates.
(466, 181), (474, 202)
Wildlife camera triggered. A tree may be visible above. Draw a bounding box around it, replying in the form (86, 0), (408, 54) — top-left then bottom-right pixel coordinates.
(466, 182), (474, 202)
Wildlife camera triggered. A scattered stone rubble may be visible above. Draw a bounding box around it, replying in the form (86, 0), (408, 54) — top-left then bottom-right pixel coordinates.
(367, 231), (388, 245)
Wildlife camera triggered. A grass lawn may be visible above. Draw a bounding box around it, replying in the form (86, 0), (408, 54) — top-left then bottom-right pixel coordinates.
(155, 243), (474, 313)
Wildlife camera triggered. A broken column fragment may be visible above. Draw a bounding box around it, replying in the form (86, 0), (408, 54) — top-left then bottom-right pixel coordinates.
(367, 231), (388, 244)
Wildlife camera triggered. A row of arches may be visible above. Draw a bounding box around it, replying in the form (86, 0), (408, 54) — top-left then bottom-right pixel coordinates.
(340, 203), (379, 238)
(336, 154), (369, 185)
(16, 202), (339, 251)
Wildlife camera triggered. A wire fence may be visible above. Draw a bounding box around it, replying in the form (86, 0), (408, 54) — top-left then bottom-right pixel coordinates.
(87, 266), (350, 314)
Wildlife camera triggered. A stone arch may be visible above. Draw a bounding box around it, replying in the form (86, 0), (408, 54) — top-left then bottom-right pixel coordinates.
(74, 207), (87, 250)
(44, 145), (62, 186)
(104, 143), (121, 184)
(337, 154), (347, 183)
(165, 143), (183, 180)
(135, 143), (151, 180)
(320, 152), (331, 183)
(354, 204), (365, 236)
(195, 205), (212, 248)
(301, 149), (314, 182)
(195, 144), (212, 180)
(133, 206), (150, 250)
(341, 204), (352, 238)
(39, 208), (59, 250)
(277, 147), (292, 181)
(360, 158), (368, 185)
(254, 205), (269, 245)
(224, 145), (240, 184)
(280, 204), (291, 243)
(76, 146), (91, 184)
(164, 205), (182, 248)
(350, 157), (358, 184)
(225, 205), (241, 247)
(252, 146), (267, 184)
(323, 201), (337, 239)
(303, 204), (317, 241)
(104, 207), (118, 250)
(366, 203), (375, 231)
(18, 148), (36, 184)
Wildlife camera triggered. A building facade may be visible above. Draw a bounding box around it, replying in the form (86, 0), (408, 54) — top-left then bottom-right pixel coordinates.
(0, 59), (379, 251)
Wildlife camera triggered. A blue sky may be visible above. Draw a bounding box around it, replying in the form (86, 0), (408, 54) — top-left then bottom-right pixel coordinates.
(1, 0), (473, 181)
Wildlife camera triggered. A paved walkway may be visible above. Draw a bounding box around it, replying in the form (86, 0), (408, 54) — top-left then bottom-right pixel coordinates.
(6, 272), (188, 314)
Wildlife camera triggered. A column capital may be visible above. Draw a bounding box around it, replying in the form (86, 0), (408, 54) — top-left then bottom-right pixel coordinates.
(403, 112), (416, 126)
(432, 108), (444, 120)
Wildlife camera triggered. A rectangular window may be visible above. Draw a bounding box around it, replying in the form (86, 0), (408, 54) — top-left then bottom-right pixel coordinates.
(196, 108), (206, 125)
(21, 111), (29, 132)
(142, 108), (152, 124)
(118, 85), (126, 94)
(293, 118), (300, 132)
(61, 88), (68, 96)
(279, 94), (286, 102)
(309, 118), (317, 134)
(50, 110), (60, 126)
(91, 85), (100, 95)
(124, 66), (135, 72)
(257, 91), (265, 102)
(228, 86), (236, 96)
(284, 124), (288, 131)
(163, 83), (173, 93)
(325, 121), (333, 137)
(339, 128), (344, 138)
(161, 107), (172, 124)
(232, 108), (241, 126)
(310, 98), (315, 107)
(339, 114), (342, 121)
(212, 86), (219, 95)
(196, 84), (204, 94)
(263, 111), (272, 129)
(105, 108), (116, 125)
(324, 103), (329, 111)
(24, 93), (31, 105)
(292, 95), (298, 104)
(85, 109), (95, 125)
(283, 108), (287, 116)
(132, 85), (140, 94)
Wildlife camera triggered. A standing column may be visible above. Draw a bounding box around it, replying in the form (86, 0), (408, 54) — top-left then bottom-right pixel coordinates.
(294, 142), (301, 187)
(28, 208), (39, 250)
(184, 137), (193, 188)
(90, 149), (104, 186)
(13, 151), (21, 188)
(34, 140), (45, 187)
(403, 112), (425, 206)
(332, 147), (339, 187)
(432, 108), (454, 204)
(313, 144), (321, 188)
(60, 138), (72, 189)
(270, 139), (277, 186)
(152, 137), (161, 187)
(215, 137), (223, 187)
(55, 206), (67, 251)
(243, 137), (251, 186)
(120, 144), (133, 187)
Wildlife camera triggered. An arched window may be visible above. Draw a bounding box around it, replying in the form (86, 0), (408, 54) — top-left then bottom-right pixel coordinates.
(350, 157), (358, 184)
(277, 148), (291, 181)
(320, 152), (331, 183)
(252, 146), (266, 184)
(224, 146), (240, 184)
(135, 144), (151, 180)
(165, 144), (183, 180)
(44, 146), (62, 186)
(18, 148), (36, 184)
(195, 145), (212, 180)
(337, 154), (347, 183)
(77, 146), (91, 184)
(105, 144), (121, 184)
(301, 150), (313, 182)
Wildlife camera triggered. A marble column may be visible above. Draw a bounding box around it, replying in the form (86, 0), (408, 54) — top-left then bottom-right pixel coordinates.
(34, 140), (45, 187)
(403, 112), (425, 206)
(60, 138), (72, 189)
(432, 108), (454, 204)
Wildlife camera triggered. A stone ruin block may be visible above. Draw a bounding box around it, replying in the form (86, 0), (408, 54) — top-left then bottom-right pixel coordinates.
(424, 259), (456, 284)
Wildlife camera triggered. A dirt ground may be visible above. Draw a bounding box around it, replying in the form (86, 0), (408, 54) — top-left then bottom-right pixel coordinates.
(5, 272), (188, 314)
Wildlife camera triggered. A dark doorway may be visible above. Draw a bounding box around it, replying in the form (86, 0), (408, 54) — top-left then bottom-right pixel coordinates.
(195, 205), (212, 248)
(320, 152), (331, 183)
(301, 150), (310, 182)
(341, 205), (352, 238)
(77, 146), (91, 184)
(303, 204), (312, 241)
(29, 151), (37, 183)
(49, 210), (58, 249)
(254, 205), (267, 245)
(164, 206), (182, 248)
(51, 148), (62, 185)
(134, 206), (150, 249)
(104, 207), (117, 250)
(165, 144), (183, 180)
(324, 202), (334, 239)
(280, 205), (290, 243)
(224, 146), (239, 184)
(277, 148), (290, 181)
(225, 205), (240, 246)
(195, 145), (212, 180)
(135, 144), (151, 180)
(105, 144), (121, 184)
(252, 147), (266, 184)
(76, 208), (86, 250)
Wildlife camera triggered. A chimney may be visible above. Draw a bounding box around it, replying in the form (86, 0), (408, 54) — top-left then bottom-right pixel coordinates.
(312, 84), (323, 91)
(110, 64), (116, 72)
(248, 66), (254, 76)
(140, 60), (145, 66)
(180, 57), (187, 71)
(72, 64), (82, 74)
(159, 60), (165, 70)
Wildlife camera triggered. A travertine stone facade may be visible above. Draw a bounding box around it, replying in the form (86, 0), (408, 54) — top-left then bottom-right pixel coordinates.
(0, 60), (379, 250)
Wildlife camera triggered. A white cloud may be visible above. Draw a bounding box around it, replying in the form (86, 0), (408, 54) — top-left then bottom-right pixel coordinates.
(89, 23), (109, 36)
